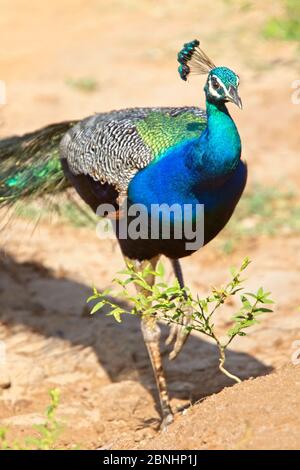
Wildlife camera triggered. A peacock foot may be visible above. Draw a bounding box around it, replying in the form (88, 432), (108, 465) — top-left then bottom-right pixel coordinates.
(165, 305), (193, 360)
(160, 412), (174, 432)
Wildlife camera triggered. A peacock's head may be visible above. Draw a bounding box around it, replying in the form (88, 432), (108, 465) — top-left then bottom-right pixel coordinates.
(205, 67), (241, 108)
(177, 40), (242, 109)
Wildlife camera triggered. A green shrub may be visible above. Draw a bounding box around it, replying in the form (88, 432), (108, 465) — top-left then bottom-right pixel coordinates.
(89, 258), (273, 383)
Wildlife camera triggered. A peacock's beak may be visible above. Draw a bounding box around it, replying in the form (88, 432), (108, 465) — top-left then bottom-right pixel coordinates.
(228, 86), (242, 109)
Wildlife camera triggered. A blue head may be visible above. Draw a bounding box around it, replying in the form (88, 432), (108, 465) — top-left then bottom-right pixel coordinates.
(205, 67), (241, 108)
(178, 40), (242, 109)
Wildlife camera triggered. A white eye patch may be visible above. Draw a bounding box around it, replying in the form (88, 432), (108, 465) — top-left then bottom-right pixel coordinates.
(208, 74), (238, 100)
(208, 75), (226, 98)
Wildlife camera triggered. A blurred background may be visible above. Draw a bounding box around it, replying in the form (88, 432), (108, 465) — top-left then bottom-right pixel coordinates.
(0, 0), (299, 449)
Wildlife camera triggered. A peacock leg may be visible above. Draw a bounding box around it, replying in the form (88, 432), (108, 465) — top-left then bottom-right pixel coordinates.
(124, 256), (173, 429)
(165, 259), (193, 360)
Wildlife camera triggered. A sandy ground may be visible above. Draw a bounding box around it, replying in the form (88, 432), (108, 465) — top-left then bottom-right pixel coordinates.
(0, 0), (300, 449)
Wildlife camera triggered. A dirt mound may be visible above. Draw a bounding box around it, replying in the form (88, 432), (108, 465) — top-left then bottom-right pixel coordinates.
(128, 365), (300, 450)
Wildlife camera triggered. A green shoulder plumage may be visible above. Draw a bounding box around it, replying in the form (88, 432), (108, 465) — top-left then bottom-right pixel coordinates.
(136, 111), (206, 160)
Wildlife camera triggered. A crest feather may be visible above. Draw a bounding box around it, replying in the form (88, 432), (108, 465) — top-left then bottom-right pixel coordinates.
(177, 40), (215, 81)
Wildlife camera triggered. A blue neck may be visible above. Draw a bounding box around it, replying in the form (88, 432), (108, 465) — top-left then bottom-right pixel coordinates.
(196, 99), (241, 180)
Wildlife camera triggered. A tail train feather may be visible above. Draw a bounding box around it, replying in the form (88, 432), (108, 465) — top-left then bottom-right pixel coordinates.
(0, 121), (77, 207)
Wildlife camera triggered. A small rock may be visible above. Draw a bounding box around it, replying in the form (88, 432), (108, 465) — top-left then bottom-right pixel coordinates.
(0, 371), (11, 389)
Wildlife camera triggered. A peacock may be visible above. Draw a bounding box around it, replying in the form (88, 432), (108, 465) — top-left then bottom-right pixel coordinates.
(0, 40), (247, 428)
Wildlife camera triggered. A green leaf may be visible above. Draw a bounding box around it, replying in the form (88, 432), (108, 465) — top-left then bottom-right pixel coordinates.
(90, 301), (106, 314)
(241, 295), (252, 309)
(107, 307), (125, 323)
(133, 279), (152, 291)
(156, 262), (165, 278)
(241, 257), (251, 271)
(230, 266), (238, 277)
(155, 282), (168, 288)
(231, 287), (244, 295)
(121, 277), (135, 286)
(86, 294), (99, 303)
(253, 307), (273, 313)
(244, 292), (259, 299)
(257, 287), (264, 298)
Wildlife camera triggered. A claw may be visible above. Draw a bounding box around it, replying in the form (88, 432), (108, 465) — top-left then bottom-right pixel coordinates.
(160, 412), (174, 432)
(166, 305), (193, 360)
(165, 324), (178, 346)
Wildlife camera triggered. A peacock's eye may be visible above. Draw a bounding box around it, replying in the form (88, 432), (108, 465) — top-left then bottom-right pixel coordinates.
(211, 77), (220, 90)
